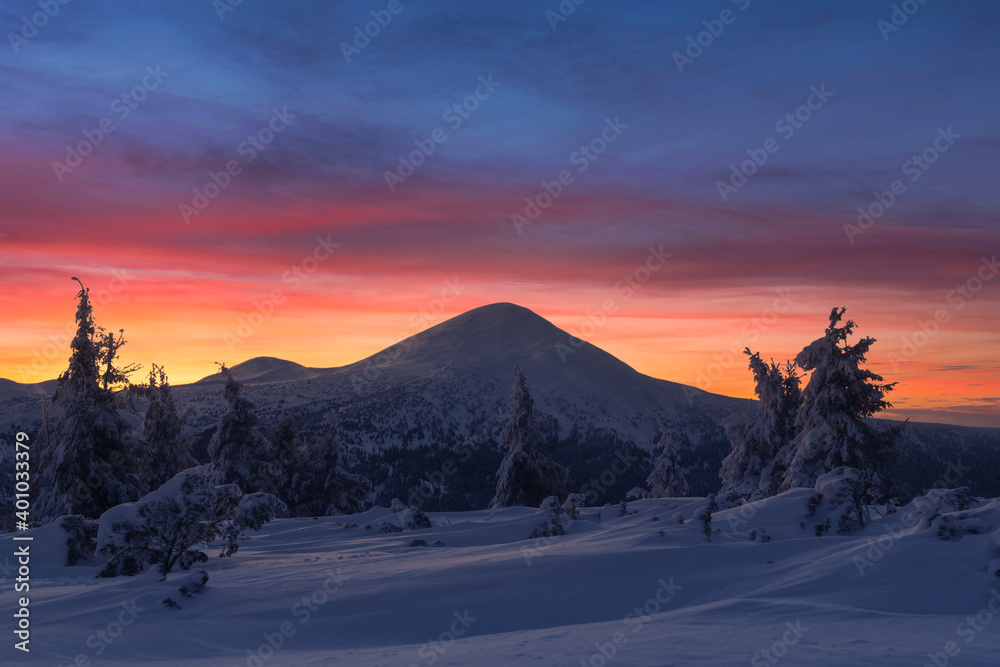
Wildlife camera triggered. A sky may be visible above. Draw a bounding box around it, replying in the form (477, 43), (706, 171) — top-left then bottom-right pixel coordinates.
(0, 0), (997, 427)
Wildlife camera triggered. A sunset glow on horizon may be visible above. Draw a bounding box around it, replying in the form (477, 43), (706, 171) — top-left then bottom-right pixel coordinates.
(1, 0), (997, 428)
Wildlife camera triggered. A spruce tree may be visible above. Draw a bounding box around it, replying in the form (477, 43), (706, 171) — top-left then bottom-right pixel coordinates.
(779, 307), (902, 496)
(138, 364), (195, 489)
(35, 278), (142, 521)
(489, 366), (568, 508)
(719, 350), (801, 502)
(646, 425), (689, 498)
(207, 365), (277, 494)
(295, 412), (371, 516)
(270, 414), (306, 509)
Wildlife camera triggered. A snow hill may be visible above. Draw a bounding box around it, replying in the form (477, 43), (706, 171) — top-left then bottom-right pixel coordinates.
(182, 302), (741, 443)
(194, 357), (325, 385)
(2, 303), (999, 499)
(4, 480), (1000, 666)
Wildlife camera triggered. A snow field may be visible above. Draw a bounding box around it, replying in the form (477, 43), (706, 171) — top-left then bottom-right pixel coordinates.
(4, 491), (1000, 666)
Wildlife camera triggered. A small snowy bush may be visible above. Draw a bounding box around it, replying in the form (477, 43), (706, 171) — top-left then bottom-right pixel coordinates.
(810, 468), (875, 534)
(693, 494), (718, 542)
(163, 569), (210, 609)
(530, 513), (565, 539)
(530, 497), (571, 539)
(60, 515), (99, 566)
(97, 465), (286, 578)
(561, 493), (585, 520)
(384, 498), (431, 531)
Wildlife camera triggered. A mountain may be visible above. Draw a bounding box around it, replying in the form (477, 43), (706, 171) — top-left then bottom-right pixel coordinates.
(195, 356), (326, 385)
(3, 303), (737, 438)
(0, 303), (744, 503)
(177, 302), (738, 447)
(190, 301), (698, 413)
(2, 302), (999, 506)
(309, 302), (738, 432)
(0, 377), (57, 403)
(166, 303), (744, 502)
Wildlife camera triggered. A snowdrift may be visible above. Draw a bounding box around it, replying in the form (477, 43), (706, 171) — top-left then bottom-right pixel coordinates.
(4, 478), (1000, 666)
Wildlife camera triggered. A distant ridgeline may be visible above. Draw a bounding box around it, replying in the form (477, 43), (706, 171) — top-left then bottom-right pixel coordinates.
(2, 302), (1000, 516)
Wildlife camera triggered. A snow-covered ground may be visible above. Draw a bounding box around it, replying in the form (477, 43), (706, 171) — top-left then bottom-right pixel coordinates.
(4, 491), (1000, 666)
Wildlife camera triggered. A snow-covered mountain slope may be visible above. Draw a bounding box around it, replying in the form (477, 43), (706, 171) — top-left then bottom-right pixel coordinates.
(2, 304), (735, 451)
(173, 303), (740, 448)
(0, 378), (56, 404)
(4, 489), (1000, 666)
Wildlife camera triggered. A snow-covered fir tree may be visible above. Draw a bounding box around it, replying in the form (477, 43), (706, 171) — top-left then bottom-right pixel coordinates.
(779, 307), (903, 497)
(294, 412), (371, 516)
(270, 414), (308, 508)
(138, 364), (195, 489)
(97, 327), (139, 392)
(35, 278), (143, 521)
(646, 424), (689, 498)
(207, 365), (278, 494)
(489, 366), (568, 509)
(718, 349), (801, 503)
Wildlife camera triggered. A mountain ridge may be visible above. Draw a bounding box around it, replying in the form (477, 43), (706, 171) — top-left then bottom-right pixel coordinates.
(3, 302), (995, 432)
(1, 302), (999, 501)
